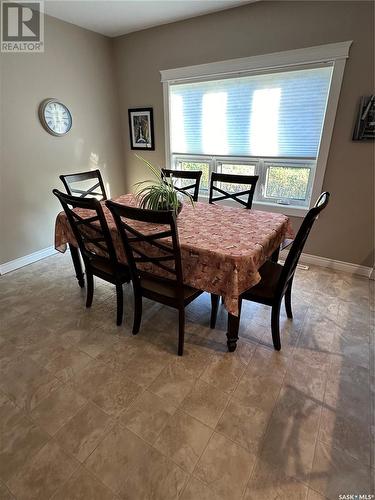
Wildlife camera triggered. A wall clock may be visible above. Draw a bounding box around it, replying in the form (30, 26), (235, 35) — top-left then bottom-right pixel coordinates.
(38, 98), (72, 136)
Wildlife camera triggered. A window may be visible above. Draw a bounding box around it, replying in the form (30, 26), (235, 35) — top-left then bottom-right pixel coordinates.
(265, 165), (311, 201)
(161, 42), (351, 214)
(168, 66), (331, 208)
(175, 159), (210, 191)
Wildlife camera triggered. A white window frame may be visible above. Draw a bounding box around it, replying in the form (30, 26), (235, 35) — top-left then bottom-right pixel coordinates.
(161, 41), (352, 217)
(216, 158), (259, 177)
(260, 158), (315, 207)
(174, 155), (213, 192)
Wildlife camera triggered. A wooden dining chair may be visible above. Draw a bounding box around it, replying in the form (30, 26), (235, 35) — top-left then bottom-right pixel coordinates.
(161, 169), (202, 202)
(271, 192), (329, 263)
(60, 169), (107, 200)
(53, 189), (130, 325)
(210, 192), (330, 351)
(106, 201), (205, 355)
(209, 172), (259, 209)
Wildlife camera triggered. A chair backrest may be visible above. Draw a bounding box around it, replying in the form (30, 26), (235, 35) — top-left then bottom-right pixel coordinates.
(60, 170), (107, 200)
(106, 201), (185, 296)
(314, 191), (329, 208)
(277, 192), (330, 295)
(161, 169), (202, 202)
(53, 189), (118, 269)
(209, 172), (259, 209)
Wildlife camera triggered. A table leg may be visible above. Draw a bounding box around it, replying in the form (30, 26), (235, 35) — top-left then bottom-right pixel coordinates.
(226, 299), (242, 352)
(69, 244), (84, 288)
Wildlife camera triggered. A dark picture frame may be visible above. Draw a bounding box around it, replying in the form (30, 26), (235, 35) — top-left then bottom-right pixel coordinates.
(353, 95), (375, 141)
(128, 107), (155, 150)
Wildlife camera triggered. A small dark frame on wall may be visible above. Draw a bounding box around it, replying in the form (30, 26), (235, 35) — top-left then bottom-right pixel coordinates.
(353, 95), (375, 141)
(128, 107), (155, 150)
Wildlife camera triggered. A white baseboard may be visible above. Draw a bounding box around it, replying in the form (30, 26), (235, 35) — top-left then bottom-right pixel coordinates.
(0, 246), (57, 275)
(0, 245), (372, 280)
(281, 250), (373, 278)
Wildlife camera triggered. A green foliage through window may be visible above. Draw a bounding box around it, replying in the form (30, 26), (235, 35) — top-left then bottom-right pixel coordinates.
(177, 161), (210, 190)
(218, 164), (256, 194)
(265, 166), (310, 201)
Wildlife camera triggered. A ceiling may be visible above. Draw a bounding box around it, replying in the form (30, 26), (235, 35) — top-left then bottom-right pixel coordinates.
(45, 0), (256, 38)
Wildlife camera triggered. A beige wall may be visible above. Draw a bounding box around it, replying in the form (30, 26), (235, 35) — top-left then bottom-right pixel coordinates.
(1, 1), (373, 268)
(113, 0), (374, 267)
(0, 15), (125, 264)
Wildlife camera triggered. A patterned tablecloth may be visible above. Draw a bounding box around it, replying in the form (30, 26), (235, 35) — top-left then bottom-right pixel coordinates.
(55, 194), (293, 316)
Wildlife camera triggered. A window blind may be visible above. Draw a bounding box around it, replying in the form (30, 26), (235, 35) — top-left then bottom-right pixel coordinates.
(169, 66), (332, 158)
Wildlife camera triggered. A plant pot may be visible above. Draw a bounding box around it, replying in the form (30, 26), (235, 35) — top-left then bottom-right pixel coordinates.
(156, 200), (183, 215)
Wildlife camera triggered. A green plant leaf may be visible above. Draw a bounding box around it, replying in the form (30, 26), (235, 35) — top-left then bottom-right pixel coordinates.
(132, 153), (195, 212)
(135, 154), (162, 180)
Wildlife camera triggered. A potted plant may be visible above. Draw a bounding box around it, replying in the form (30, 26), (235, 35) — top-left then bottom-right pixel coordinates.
(134, 155), (193, 214)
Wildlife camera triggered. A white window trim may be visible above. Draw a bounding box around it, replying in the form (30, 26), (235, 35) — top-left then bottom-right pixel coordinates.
(173, 154), (316, 216)
(260, 159), (315, 207)
(161, 41), (352, 217)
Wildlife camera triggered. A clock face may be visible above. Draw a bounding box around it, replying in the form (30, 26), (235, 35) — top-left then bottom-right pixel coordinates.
(39, 99), (72, 136)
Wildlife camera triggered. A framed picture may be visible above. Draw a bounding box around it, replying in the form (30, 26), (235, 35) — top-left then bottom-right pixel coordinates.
(128, 107), (155, 150)
(353, 95), (375, 141)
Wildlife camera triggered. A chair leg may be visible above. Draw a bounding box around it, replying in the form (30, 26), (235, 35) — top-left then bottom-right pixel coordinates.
(116, 284), (123, 326)
(271, 300), (281, 351)
(69, 244), (85, 288)
(86, 272), (94, 308)
(132, 294), (142, 334)
(178, 308), (185, 356)
(285, 281), (293, 319)
(210, 294), (219, 328)
(270, 246), (280, 263)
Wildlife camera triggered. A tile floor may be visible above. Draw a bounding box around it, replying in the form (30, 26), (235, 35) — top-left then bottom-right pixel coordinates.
(0, 252), (373, 499)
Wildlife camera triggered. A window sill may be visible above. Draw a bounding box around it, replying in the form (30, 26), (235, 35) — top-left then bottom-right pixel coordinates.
(197, 194), (308, 218)
(252, 201), (308, 218)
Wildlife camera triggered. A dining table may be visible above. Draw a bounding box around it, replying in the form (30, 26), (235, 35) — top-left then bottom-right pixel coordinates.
(54, 194), (292, 352)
